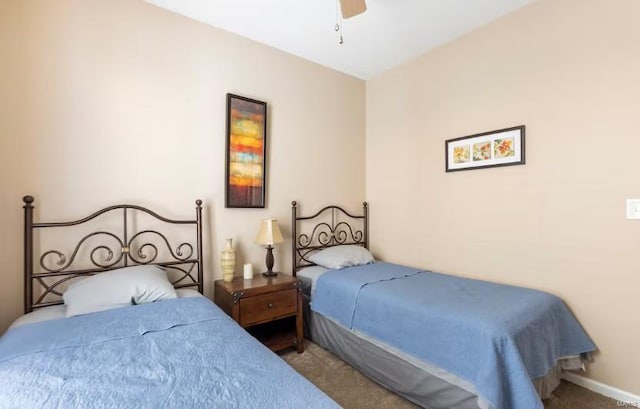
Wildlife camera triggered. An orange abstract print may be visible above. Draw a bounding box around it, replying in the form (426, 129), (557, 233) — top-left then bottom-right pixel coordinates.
(226, 95), (266, 208)
(229, 108), (264, 188)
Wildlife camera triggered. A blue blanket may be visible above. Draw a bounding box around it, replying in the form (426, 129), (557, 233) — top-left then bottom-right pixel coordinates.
(312, 262), (595, 409)
(0, 297), (340, 409)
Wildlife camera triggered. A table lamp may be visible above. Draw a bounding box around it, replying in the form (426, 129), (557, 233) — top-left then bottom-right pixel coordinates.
(255, 218), (284, 277)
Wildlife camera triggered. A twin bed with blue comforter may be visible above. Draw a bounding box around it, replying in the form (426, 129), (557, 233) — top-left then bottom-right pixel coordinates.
(310, 262), (595, 409)
(1, 197), (340, 409)
(291, 201), (596, 409)
(0, 297), (339, 409)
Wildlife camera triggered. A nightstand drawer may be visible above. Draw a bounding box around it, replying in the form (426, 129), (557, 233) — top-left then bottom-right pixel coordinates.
(239, 289), (297, 327)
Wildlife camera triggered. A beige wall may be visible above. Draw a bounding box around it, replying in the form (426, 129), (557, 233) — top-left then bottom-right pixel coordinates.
(366, 0), (640, 393)
(2, 0), (638, 396)
(0, 0), (365, 331)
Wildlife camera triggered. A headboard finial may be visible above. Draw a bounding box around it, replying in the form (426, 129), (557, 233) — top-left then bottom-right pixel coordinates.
(363, 201), (368, 208)
(291, 201), (297, 207)
(23, 195), (34, 205)
(195, 199), (203, 207)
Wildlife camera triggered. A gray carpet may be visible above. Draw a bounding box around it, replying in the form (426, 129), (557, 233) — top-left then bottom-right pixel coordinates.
(281, 342), (619, 409)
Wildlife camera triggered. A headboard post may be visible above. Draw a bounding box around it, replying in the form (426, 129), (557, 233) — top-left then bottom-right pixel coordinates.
(23, 195), (35, 313)
(363, 202), (369, 249)
(291, 201), (298, 277)
(196, 199), (203, 293)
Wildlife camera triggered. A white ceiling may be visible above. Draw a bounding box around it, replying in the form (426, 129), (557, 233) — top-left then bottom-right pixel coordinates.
(144, 0), (534, 80)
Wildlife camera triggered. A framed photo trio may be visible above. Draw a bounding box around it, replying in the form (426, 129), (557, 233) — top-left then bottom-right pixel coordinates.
(225, 93), (267, 208)
(445, 125), (525, 172)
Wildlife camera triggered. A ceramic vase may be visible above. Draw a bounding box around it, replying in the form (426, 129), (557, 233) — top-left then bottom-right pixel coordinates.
(221, 238), (236, 282)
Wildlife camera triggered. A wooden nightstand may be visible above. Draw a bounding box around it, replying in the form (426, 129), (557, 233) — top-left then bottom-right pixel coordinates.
(214, 274), (304, 353)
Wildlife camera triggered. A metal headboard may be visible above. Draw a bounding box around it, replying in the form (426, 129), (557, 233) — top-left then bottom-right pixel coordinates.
(23, 196), (204, 313)
(291, 201), (368, 275)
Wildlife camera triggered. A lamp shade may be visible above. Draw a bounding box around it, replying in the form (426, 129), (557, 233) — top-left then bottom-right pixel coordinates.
(255, 218), (284, 245)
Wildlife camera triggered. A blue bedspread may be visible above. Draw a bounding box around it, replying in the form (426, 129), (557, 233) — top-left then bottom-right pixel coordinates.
(312, 262), (595, 409)
(0, 297), (340, 409)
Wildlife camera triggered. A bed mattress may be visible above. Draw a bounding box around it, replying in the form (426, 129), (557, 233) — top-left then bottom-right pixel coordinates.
(297, 265), (328, 297)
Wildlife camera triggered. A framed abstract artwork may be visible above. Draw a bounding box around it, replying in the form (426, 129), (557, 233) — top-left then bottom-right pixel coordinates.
(225, 93), (267, 208)
(445, 125), (525, 172)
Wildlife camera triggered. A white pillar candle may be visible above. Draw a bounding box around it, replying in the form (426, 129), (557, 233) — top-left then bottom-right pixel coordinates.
(243, 263), (253, 279)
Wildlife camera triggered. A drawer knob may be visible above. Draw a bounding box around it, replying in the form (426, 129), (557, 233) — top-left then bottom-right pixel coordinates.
(268, 303), (274, 308)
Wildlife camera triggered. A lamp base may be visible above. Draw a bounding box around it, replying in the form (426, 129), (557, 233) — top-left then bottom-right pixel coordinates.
(262, 245), (278, 278)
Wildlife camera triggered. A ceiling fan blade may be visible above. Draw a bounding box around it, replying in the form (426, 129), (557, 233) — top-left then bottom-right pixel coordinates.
(339, 0), (367, 19)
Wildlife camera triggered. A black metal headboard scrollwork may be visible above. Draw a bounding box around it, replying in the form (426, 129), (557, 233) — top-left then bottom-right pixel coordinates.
(291, 201), (368, 275)
(23, 196), (204, 313)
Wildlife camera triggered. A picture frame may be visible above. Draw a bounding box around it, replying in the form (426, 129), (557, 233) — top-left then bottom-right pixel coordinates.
(445, 125), (525, 172)
(225, 93), (267, 208)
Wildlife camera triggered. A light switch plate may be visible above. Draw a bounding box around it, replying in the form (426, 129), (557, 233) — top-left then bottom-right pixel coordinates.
(626, 199), (640, 219)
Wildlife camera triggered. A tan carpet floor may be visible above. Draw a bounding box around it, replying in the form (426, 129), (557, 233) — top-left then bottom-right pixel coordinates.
(281, 342), (619, 409)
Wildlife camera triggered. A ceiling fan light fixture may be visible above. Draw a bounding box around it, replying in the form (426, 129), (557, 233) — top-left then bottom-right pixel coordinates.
(339, 0), (367, 19)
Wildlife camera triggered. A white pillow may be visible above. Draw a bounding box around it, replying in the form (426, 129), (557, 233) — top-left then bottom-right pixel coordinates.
(63, 265), (177, 317)
(308, 245), (374, 270)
